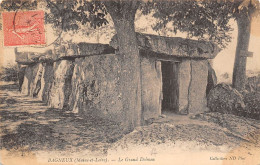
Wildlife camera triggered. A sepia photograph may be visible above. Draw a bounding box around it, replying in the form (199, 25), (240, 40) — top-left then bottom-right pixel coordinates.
(0, 0), (260, 164)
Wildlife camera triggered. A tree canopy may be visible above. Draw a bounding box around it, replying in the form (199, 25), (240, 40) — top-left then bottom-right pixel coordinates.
(141, 0), (259, 48)
(2, 0), (259, 48)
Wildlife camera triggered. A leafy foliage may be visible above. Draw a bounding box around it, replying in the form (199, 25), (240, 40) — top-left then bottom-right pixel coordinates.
(243, 92), (260, 120)
(207, 82), (260, 120)
(207, 83), (245, 115)
(1, 0), (259, 48)
(0, 64), (19, 82)
(45, 0), (108, 31)
(140, 0), (256, 48)
(44, 0), (259, 48)
(0, 0), (37, 11)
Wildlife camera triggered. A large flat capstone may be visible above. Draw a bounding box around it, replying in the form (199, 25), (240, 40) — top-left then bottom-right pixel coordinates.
(110, 33), (220, 59)
(15, 43), (115, 64)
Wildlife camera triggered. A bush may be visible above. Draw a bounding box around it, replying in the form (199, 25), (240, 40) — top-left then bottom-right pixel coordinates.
(243, 92), (260, 120)
(207, 83), (260, 120)
(0, 64), (19, 82)
(245, 74), (260, 92)
(207, 83), (245, 115)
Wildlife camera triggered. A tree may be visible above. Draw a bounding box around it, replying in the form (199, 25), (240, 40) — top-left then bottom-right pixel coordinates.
(231, 0), (259, 91)
(103, 1), (142, 131)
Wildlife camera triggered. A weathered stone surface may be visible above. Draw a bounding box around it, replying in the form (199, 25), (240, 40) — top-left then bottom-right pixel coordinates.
(141, 57), (162, 121)
(110, 33), (220, 59)
(53, 42), (115, 60)
(15, 51), (40, 64)
(16, 33), (222, 126)
(178, 60), (191, 114)
(21, 66), (32, 95)
(37, 62), (54, 103)
(29, 63), (44, 97)
(189, 60), (209, 114)
(207, 83), (245, 114)
(48, 60), (74, 109)
(15, 43), (115, 64)
(18, 66), (26, 91)
(206, 61), (218, 96)
(69, 54), (124, 122)
(21, 63), (42, 96)
(15, 48), (53, 65)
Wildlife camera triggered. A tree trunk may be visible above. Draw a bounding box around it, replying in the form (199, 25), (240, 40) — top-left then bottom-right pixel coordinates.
(232, 11), (251, 91)
(105, 1), (142, 132)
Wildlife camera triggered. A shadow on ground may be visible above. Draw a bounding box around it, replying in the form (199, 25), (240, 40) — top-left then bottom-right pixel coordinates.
(0, 83), (19, 92)
(0, 82), (124, 155)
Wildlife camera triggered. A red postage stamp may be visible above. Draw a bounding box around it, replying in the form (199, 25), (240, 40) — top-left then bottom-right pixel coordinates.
(2, 10), (46, 46)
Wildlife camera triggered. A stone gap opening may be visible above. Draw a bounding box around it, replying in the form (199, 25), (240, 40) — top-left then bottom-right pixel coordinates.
(161, 61), (179, 113)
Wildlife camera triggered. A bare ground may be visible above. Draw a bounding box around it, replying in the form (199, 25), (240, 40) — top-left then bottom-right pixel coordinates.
(0, 82), (124, 156)
(0, 81), (260, 164)
(110, 112), (260, 151)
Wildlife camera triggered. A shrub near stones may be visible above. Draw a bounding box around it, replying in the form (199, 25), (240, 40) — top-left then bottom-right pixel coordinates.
(207, 83), (260, 120)
(0, 64), (19, 82)
(207, 83), (245, 116)
(243, 92), (260, 120)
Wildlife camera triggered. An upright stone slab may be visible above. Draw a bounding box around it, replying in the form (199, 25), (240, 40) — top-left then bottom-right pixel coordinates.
(37, 62), (54, 103)
(18, 66), (26, 91)
(206, 61), (217, 96)
(141, 57), (162, 121)
(69, 58), (86, 114)
(178, 60), (191, 114)
(48, 60), (74, 109)
(29, 63), (43, 97)
(21, 63), (42, 96)
(188, 60), (208, 114)
(69, 54), (124, 123)
(21, 66), (32, 95)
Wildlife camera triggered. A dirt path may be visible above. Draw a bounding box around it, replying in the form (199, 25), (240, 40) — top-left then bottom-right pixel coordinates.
(0, 82), (124, 156)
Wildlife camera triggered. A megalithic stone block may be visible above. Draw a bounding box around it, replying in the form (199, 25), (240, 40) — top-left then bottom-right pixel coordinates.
(48, 60), (74, 109)
(110, 33), (220, 59)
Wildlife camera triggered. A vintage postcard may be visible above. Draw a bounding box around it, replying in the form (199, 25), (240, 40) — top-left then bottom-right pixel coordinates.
(0, 0), (260, 165)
